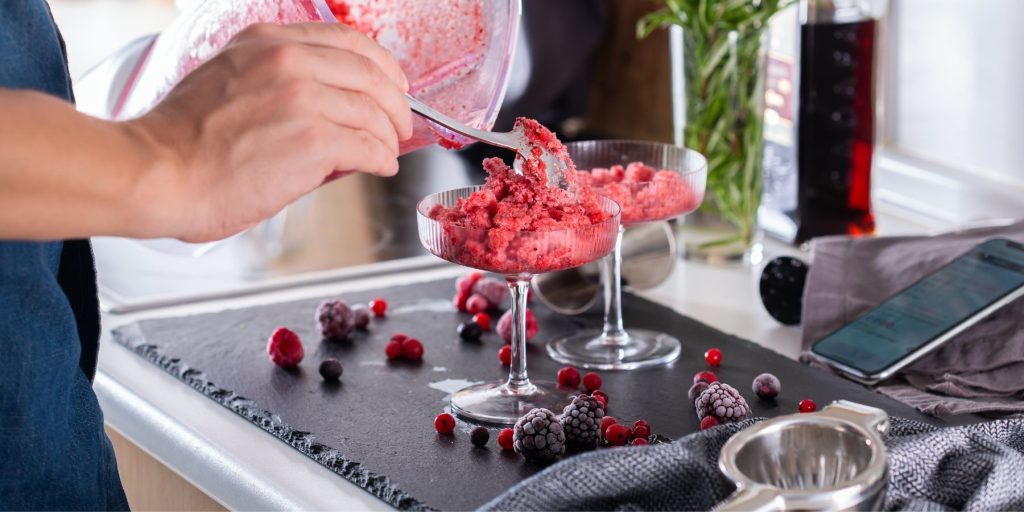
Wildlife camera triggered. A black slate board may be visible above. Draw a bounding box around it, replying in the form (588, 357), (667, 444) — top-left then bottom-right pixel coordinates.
(113, 278), (949, 511)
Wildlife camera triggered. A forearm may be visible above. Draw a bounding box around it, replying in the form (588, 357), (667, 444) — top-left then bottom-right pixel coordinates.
(0, 89), (174, 240)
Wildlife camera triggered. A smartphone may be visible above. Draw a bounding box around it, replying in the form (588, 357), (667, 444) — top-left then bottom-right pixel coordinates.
(811, 238), (1024, 384)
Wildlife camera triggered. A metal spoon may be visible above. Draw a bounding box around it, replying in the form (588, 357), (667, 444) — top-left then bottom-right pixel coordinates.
(406, 94), (570, 189)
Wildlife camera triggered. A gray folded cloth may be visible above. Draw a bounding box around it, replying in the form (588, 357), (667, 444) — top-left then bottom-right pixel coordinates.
(481, 416), (1024, 511)
(798, 220), (1024, 416)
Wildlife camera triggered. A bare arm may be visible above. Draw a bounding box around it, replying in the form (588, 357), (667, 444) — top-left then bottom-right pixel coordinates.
(0, 22), (412, 242)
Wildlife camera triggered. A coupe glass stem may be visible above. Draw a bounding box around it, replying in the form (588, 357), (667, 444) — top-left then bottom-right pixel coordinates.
(506, 276), (533, 391)
(601, 226), (627, 341)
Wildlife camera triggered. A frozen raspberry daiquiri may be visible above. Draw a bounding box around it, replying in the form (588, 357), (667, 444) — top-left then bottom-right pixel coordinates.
(417, 119), (621, 425)
(547, 140), (708, 370)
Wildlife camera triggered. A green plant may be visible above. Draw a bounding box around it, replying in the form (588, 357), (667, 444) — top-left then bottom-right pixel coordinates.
(639, 0), (794, 249)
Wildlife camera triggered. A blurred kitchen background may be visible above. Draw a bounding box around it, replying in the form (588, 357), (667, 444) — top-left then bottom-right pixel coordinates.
(50, 0), (1024, 310)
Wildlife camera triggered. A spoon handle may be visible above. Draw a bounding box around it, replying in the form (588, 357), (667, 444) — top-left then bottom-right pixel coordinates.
(405, 94), (518, 151)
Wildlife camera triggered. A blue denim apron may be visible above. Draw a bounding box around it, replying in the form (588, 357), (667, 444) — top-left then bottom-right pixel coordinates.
(0, 1), (129, 509)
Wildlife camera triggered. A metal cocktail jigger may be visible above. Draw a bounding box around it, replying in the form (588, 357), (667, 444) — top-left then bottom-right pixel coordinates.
(717, 401), (890, 511)
(531, 221), (676, 315)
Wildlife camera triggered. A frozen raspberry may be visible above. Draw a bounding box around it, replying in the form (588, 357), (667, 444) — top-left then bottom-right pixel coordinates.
(351, 306), (371, 330)
(704, 348), (723, 367)
(582, 372), (602, 392)
(470, 426), (490, 447)
(752, 373), (781, 400)
(592, 390), (609, 408)
(693, 371), (717, 384)
(556, 367), (581, 388)
(799, 399), (817, 413)
(472, 312), (492, 331)
(513, 408), (565, 462)
(434, 413), (456, 434)
(369, 298), (387, 317)
(599, 416), (617, 437)
(316, 299), (354, 340)
(498, 345), (512, 365)
(471, 277), (508, 309)
(318, 358), (343, 381)
(604, 424), (630, 446)
(457, 321), (483, 341)
(631, 438), (649, 446)
(267, 327), (304, 368)
(688, 381), (710, 405)
(401, 338), (423, 361)
(559, 395), (605, 452)
(700, 416), (720, 430)
(384, 340), (403, 359)
(496, 309), (539, 343)
(695, 382), (749, 424)
(632, 420), (651, 440)
(498, 428), (514, 451)
(455, 271), (485, 296)
(466, 294), (489, 314)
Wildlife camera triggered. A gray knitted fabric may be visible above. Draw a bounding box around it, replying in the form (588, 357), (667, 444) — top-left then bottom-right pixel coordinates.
(481, 417), (1024, 511)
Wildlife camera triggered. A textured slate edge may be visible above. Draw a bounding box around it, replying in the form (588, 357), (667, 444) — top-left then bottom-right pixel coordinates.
(111, 323), (434, 511)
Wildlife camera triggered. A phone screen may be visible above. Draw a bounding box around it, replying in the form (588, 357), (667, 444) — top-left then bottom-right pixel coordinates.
(811, 238), (1024, 376)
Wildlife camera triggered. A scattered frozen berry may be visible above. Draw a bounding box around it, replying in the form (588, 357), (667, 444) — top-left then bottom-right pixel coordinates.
(267, 327), (304, 368)
(401, 338), (424, 361)
(496, 309), (539, 343)
(391, 333), (408, 343)
(318, 358), (343, 381)
(799, 399), (817, 413)
(688, 381), (710, 405)
(316, 300), (355, 340)
(466, 294), (489, 314)
(695, 382), (750, 423)
(457, 321), (483, 341)
(704, 348), (722, 367)
(632, 420), (651, 440)
(498, 345), (512, 366)
(453, 292), (469, 312)
(556, 366), (581, 388)
(582, 372), (602, 392)
(497, 428), (514, 450)
(472, 277), (508, 309)
(351, 306), (371, 330)
(434, 413), (456, 434)
(560, 394), (605, 452)
(472, 312), (492, 331)
(604, 424), (630, 446)
(631, 438), (649, 446)
(384, 340), (403, 359)
(752, 373), (781, 400)
(470, 426), (490, 447)
(369, 298), (388, 317)
(513, 408), (565, 462)
(456, 271), (484, 296)
(693, 371), (717, 384)
(700, 416), (720, 430)
(592, 390), (609, 408)
(599, 416), (617, 437)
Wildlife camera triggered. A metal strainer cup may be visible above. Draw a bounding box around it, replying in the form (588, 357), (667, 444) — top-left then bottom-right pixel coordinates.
(717, 401), (889, 511)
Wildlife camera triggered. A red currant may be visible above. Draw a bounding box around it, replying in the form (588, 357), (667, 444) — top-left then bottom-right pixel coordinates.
(472, 312), (491, 331)
(693, 371), (717, 384)
(599, 416), (617, 437)
(556, 366), (581, 388)
(631, 438), (649, 446)
(453, 291), (469, 312)
(700, 416), (720, 430)
(401, 338), (424, 361)
(498, 345), (512, 366)
(704, 348), (722, 367)
(582, 372), (602, 392)
(632, 420), (651, 439)
(391, 332), (408, 343)
(592, 390), (609, 408)
(605, 424), (630, 446)
(497, 428), (514, 450)
(799, 399), (817, 413)
(384, 340), (403, 359)
(434, 413), (456, 434)
(369, 298), (388, 317)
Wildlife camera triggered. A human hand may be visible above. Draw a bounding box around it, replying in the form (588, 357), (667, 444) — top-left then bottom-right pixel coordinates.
(127, 22), (412, 243)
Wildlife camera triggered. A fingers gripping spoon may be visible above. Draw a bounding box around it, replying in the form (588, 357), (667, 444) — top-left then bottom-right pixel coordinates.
(406, 94), (572, 189)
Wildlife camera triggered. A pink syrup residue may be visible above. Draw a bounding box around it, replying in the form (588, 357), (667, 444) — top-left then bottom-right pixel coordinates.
(575, 162), (698, 225)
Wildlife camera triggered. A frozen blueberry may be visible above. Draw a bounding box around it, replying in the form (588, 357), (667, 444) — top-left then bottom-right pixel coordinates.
(470, 426), (490, 447)
(752, 373), (781, 400)
(318, 358), (343, 381)
(458, 321), (483, 341)
(351, 306), (371, 330)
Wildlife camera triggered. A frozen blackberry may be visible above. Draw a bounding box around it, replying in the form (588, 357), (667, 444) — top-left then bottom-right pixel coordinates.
(351, 306), (371, 330)
(513, 408), (565, 463)
(695, 382), (750, 423)
(752, 373), (781, 400)
(688, 381), (709, 405)
(759, 256), (809, 326)
(472, 277), (508, 308)
(316, 299), (355, 340)
(318, 358), (343, 381)
(559, 395), (605, 452)
(470, 427), (490, 447)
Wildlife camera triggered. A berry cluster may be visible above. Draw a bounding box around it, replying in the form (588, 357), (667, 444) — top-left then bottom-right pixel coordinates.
(453, 272), (508, 313)
(385, 333), (424, 361)
(555, 367), (606, 405)
(599, 417), (653, 447)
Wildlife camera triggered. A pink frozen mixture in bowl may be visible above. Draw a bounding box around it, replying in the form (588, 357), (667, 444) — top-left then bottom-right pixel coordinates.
(574, 162), (700, 225)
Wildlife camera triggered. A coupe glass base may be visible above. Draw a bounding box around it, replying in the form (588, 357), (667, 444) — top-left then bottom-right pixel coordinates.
(546, 329), (682, 370)
(450, 380), (575, 426)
